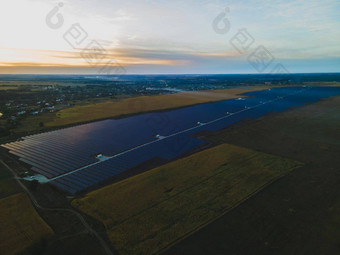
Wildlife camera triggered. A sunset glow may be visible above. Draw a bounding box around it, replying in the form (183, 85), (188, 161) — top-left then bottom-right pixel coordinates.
(1, 0), (339, 74)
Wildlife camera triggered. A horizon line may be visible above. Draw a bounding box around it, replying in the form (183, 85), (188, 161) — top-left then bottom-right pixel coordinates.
(0, 72), (339, 76)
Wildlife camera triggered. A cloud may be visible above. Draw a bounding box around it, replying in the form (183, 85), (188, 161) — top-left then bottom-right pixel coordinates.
(0, 0), (339, 73)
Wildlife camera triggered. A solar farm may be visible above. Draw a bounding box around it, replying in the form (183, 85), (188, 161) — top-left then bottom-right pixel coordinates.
(2, 86), (340, 194)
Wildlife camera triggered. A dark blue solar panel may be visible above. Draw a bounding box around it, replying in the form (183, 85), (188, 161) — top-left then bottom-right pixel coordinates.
(1, 86), (340, 193)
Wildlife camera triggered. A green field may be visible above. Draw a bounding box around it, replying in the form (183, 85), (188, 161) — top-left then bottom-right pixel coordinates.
(165, 95), (340, 254)
(12, 112), (56, 134)
(0, 163), (20, 199)
(0, 86), (18, 90)
(0, 193), (53, 255)
(73, 143), (302, 255)
(0, 179), (21, 199)
(0, 161), (52, 255)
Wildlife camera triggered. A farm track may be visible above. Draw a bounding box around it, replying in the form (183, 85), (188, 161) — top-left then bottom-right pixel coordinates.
(0, 159), (115, 255)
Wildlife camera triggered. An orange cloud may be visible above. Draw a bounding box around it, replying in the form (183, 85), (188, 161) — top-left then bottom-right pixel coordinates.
(0, 47), (189, 69)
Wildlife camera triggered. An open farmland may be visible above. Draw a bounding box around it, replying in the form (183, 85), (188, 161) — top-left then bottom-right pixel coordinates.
(0, 179), (21, 199)
(165, 95), (340, 255)
(0, 161), (21, 199)
(0, 193), (53, 255)
(0, 86), (18, 90)
(73, 143), (302, 255)
(46, 87), (270, 127)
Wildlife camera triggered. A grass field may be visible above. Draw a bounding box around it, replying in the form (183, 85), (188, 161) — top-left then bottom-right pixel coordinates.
(0, 162), (11, 181)
(12, 112), (56, 134)
(0, 86), (18, 90)
(0, 179), (21, 199)
(47, 87), (270, 127)
(0, 162), (21, 199)
(0, 193), (53, 255)
(73, 143), (302, 255)
(165, 95), (340, 255)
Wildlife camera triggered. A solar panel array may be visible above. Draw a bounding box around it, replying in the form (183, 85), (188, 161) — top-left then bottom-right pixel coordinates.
(2, 86), (340, 194)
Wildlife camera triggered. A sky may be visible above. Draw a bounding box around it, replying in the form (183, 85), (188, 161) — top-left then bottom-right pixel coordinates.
(0, 0), (339, 74)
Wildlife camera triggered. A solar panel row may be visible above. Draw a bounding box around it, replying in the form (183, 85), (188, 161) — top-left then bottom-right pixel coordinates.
(1, 87), (340, 194)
